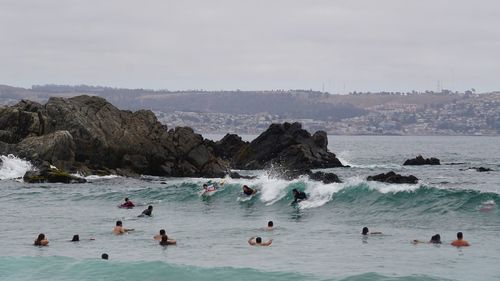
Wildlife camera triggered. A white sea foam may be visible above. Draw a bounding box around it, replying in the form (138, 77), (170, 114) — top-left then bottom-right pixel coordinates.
(0, 154), (34, 180)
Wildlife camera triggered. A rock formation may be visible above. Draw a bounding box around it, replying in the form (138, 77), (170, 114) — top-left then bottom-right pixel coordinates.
(1, 96), (345, 181)
(403, 155), (440, 165)
(214, 122), (343, 170)
(367, 171), (418, 184)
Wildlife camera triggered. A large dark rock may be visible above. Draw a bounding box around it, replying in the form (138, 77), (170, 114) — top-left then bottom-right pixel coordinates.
(403, 155), (440, 165)
(1, 96), (228, 178)
(367, 171), (419, 184)
(212, 134), (248, 161)
(308, 171), (342, 184)
(231, 122), (343, 170)
(23, 162), (86, 184)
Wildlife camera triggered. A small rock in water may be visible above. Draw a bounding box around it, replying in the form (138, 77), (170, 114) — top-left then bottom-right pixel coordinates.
(367, 171), (418, 184)
(403, 155), (440, 166)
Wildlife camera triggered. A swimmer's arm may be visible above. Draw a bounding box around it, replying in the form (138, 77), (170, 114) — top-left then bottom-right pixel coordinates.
(262, 239), (273, 246)
(248, 237), (255, 245)
(41, 240), (49, 246)
(125, 228), (134, 232)
(167, 239), (177, 245)
(370, 232), (382, 235)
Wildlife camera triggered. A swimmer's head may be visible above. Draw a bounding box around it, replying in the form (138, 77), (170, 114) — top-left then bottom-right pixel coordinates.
(124, 198), (129, 202)
(203, 184), (208, 187)
(243, 185), (249, 189)
(457, 232), (463, 239)
(160, 229), (166, 235)
(362, 227), (369, 235)
(37, 233), (45, 240)
(256, 237), (262, 244)
(71, 235), (80, 242)
(101, 253), (108, 260)
(116, 220), (122, 226)
(268, 221), (273, 227)
(430, 234), (441, 244)
(148, 205), (153, 210)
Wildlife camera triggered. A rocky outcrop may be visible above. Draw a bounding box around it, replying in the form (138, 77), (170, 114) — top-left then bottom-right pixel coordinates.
(1, 96), (345, 180)
(265, 166), (342, 184)
(0, 96), (228, 178)
(23, 162), (86, 184)
(367, 171), (418, 184)
(226, 122), (343, 170)
(403, 155), (440, 166)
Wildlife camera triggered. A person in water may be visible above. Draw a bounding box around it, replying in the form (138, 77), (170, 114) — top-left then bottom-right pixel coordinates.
(113, 220), (134, 235)
(413, 234), (442, 244)
(71, 235), (80, 242)
(203, 183), (218, 192)
(242, 185), (256, 196)
(362, 227), (382, 235)
(248, 236), (272, 246)
(451, 232), (470, 247)
(139, 205), (153, 217)
(154, 229), (167, 241)
(120, 197), (135, 208)
(34, 233), (49, 246)
(292, 188), (307, 203)
(267, 221), (274, 230)
(159, 234), (177, 246)
(101, 253), (109, 260)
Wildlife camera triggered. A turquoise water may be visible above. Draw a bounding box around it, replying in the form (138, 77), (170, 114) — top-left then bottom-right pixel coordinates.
(1, 136), (499, 281)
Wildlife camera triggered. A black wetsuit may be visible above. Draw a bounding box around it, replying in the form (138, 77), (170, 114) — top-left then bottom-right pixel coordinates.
(243, 188), (255, 196)
(141, 208), (152, 216)
(293, 191), (307, 203)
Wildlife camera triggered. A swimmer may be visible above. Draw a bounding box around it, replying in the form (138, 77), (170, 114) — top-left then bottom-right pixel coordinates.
(101, 253), (109, 260)
(413, 234), (441, 244)
(120, 197), (135, 209)
(138, 205), (153, 217)
(154, 229), (166, 241)
(203, 183), (218, 192)
(292, 189), (307, 203)
(242, 185), (256, 196)
(267, 221), (274, 230)
(71, 235), (80, 242)
(451, 232), (470, 247)
(362, 227), (382, 235)
(159, 234), (177, 246)
(113, 220), (134, 235)
(248, 236), (272, 246)
(34, 233), (49, 246)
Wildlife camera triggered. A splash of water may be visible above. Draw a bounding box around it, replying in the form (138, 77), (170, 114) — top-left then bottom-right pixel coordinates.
(0, 154), (34, 180)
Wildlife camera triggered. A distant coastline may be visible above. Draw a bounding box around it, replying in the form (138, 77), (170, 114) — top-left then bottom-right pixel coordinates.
(1, 84), (499, 136)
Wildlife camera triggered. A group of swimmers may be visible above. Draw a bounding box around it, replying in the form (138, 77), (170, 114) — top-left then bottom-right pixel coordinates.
(32, 184), (470, 258)
(362, 227), (470, 247)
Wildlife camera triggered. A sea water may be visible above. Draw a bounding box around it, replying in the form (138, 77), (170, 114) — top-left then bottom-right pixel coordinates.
(0, 136), (499, 281)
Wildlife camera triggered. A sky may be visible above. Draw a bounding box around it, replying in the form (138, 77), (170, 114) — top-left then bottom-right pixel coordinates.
(1, 0), (499, 93)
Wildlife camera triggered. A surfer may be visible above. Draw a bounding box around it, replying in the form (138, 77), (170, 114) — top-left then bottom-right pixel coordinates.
(248, 237), (272, 246)
(362, 227), (382, 235)
(154, 229), (167, 241)
(412, 234), (441, 244)
(138, 205), (153, 217)
(203, 183), (218, 193)
(120, 197), (135, 209)
(292, 188), (307, 203)
(242, 185), (256, 196)
(159, 234), (177, 246)
(113, 220), (134, 235)
(451, 232), (470, 247)
(34, 233), (49, 246)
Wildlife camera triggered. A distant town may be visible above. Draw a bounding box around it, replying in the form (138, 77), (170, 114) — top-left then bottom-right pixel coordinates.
(1, 84), (499, 136)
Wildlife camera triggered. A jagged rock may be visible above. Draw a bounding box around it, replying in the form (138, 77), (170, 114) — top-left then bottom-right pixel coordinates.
(15, 130), (75, 171)
(23, 162), (86, 184)
(228, 171), (256, 180)
(468, 167), (493, 172)
(231, 122), (343, 170)
(367, 171), (418, 184)
(308, 171), (342, 184)
(1, 96), (228, 177)
(403, 155), (440, 165)
(212, 134), (248, 161)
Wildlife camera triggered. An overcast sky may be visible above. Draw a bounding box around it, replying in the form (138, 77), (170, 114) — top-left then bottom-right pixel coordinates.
(1, 0), (499, 93)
